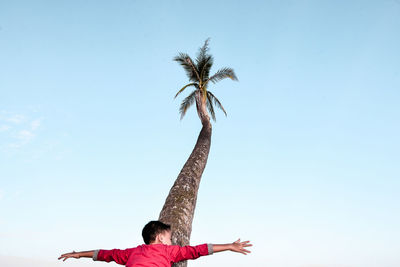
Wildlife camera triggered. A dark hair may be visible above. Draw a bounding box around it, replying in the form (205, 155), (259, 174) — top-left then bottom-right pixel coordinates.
(142, 220), (171, 244)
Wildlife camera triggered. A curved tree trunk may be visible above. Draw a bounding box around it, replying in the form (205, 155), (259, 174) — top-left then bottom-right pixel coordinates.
(159, 91), (211, 267)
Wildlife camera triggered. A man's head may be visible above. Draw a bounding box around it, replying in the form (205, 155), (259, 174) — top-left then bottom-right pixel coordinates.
(142, 220), (172, 245)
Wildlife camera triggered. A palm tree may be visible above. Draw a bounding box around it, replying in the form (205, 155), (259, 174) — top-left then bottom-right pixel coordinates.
(158, 39), (238, 267)
(174, 38), (238, 123)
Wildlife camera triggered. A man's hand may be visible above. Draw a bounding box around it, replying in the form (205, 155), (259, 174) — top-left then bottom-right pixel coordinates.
(212, 239), (252, 255)
(58, 251), (81, 261)
(230, 239), (252, 255)
(58, 250), (94, 261)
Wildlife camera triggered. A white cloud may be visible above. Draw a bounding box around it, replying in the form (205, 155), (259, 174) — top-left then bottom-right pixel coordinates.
(7, 143), (22, 149)
(0, 125), (10, 132)
(17, 130), (35, 141)
(6, 130), (35, 149)
(0, 112), (44, 151)
(5, 115), (25, 124)
(30, 119), (41, 130)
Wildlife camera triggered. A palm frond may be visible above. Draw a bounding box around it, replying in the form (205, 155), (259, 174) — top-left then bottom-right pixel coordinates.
(174, 83), (199, 99)
(200, 55), (213, 82)
(173, 53), (199, 82)
(207, 67), (238, 84)
(196, 38), (210, 62)
(206, 93), (216, 121)
(179, 90), (197, 119)
(196, 39), (214, 82)
(185, 56), (201, 82)
(208, 91), (227, 116)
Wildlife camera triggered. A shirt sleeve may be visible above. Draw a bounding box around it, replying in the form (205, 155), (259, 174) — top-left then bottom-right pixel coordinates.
(94, 248), (132, 265)
(169, 244), (212, 263)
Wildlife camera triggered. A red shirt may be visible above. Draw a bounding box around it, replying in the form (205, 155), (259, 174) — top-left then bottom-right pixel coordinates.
(94, 243), (211, 267)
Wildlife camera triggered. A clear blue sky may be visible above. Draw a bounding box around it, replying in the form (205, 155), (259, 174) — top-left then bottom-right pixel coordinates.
(1, 1), (399, 267)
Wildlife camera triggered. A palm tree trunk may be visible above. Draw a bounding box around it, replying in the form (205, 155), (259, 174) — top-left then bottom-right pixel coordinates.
(159, 91), (211, 267)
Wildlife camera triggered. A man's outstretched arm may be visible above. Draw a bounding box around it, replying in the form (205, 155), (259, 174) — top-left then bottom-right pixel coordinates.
(212, 239), (252, 255)
(170, 239), (252, 263)
(58, 250), (95, 261)
(59, 248), (130, 264)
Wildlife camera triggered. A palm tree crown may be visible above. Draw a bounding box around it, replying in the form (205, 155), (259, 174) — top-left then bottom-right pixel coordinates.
(174, 39), (238, 121)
